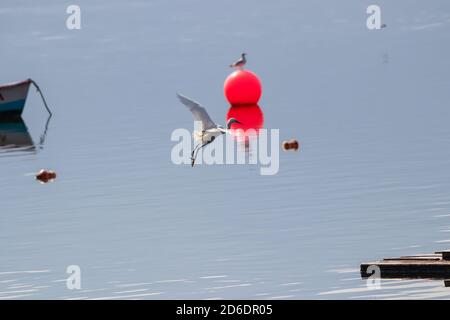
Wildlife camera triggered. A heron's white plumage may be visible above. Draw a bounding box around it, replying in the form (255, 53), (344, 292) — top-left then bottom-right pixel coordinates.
(176, 93), (216, 131)
(176, 92), (241, 166)
(193, 128), (225, 143)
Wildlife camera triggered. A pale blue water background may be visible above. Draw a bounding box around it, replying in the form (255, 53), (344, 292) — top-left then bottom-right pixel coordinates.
(1, 0), (450, 299)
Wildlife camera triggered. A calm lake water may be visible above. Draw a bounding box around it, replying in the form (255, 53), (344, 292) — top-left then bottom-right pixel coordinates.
(1, 0), (450, 299)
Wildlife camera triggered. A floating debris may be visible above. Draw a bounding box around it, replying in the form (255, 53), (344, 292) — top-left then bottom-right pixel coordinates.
(282, 139), (299, 151)
(35, 169), (57, 183)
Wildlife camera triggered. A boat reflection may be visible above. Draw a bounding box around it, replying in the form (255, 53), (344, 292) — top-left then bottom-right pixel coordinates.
(0, 115), (51, 154)
(0, 118), (34, 152)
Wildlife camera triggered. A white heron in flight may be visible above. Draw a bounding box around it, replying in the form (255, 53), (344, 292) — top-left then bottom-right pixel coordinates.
(176, 93), (242, 167)
(230, 53), (247, 69)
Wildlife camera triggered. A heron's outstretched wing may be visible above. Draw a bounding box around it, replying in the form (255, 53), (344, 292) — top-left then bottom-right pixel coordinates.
(176, 93), (216, 130)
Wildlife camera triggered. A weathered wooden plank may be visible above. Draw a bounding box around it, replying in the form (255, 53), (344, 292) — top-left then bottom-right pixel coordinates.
(361, 260), (450, 279)
(435, 250), (450, 261)
(384, 254), (441, 261)
(361, 249), (450, 279)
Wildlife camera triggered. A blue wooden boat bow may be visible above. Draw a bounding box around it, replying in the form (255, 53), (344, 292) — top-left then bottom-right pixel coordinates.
(0, 78), (52, 118)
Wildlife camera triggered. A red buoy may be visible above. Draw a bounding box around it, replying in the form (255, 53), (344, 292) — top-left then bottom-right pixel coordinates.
(224, 70), (262, 105)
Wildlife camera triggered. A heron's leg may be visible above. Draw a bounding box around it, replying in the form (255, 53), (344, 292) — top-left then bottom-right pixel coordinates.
(191, 140), (213, 167)
(192, 143), (205, 166)
(194, 140), (213, 157)
(191, 131), (206, 160)
(191, 143), (201, 160)
(191, 143), (203, 167)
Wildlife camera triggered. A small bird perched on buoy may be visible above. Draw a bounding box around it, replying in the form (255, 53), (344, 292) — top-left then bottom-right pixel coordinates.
(230, 53), (247, 70)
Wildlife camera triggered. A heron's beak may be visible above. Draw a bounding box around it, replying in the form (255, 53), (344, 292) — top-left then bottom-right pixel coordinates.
(235, 120), (243, 124)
